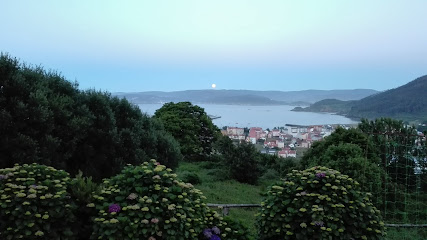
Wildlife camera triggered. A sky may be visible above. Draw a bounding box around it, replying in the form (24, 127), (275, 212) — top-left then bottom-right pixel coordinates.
(1, 0), (426, 92)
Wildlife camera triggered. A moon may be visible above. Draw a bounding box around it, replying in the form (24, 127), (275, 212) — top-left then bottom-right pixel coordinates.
(211, 83), (216, 89)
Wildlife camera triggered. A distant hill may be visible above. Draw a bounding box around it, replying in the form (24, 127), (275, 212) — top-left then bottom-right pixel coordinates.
(114, 89), (378, 106)
(293, 75), (427, 121)
(292, 99), (354, 113)
(347, 75), (427, 120)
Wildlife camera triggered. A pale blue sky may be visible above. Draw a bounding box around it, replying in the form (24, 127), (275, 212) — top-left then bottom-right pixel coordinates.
(1, 0), (426, 92)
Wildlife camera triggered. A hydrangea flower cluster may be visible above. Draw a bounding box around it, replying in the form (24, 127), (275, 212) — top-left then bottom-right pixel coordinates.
(256, 166), (386, 240)
(315, 172), (326, 179)
(0, 164), (76, 239)
(203, 226), (221, 240)
(91, 160), (246, 240)
(108, 203), (121, 213)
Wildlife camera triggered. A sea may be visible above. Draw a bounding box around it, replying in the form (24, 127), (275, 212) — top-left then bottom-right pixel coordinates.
(138, 104), (359, 129)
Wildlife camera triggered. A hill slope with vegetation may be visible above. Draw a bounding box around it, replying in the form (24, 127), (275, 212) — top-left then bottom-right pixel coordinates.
(293, 75), (427, 121)
(347, 75), (427, 120)
(292, 98), (354, 113)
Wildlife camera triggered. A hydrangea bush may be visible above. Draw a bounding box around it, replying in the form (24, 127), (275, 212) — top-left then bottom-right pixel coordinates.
(256, 166), (386, 240)
(90, 159), (246, 240)
(0, 164), (76, 239)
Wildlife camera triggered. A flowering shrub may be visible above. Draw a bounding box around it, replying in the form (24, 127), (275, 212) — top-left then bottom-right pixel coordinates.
(256, 166), (386, 240)
(91, 159), (246, 240)
(0, 163), (76, 239)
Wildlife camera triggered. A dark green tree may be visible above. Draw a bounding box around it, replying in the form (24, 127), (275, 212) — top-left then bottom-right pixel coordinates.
(226, 142), (260, 185)
(358, 118), (418, 190)
(0, 53), (182, 180)
(301, 127), (381, 168)
(154, 102), (219, 161)
(266, 155), (298, 177)
(213, 134), (235, 156)
(416, 130), (427, 192)
(300, 127), (385, 205)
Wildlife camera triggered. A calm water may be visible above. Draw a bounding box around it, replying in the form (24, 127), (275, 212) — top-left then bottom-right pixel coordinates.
(138, 104), (359, 129)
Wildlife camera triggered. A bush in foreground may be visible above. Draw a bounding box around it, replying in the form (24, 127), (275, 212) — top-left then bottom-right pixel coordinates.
(256, 166), (386, 240)
(0, 164), (76, 239)
(90, 160), (246, 240)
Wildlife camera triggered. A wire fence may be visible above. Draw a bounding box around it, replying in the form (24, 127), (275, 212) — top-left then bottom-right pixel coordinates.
(369, 132), (427, 227)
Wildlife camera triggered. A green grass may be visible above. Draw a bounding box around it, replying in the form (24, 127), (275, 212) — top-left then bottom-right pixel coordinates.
(176, 161), (265, 239)
(386, 228), (427, 240)
(194, 180), (263, 239)
(195, 180), (263, 204)
(175, 162), (267, 204)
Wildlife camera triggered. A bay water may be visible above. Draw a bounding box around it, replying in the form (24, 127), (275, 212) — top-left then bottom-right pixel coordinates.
(138, 104), (358, 129)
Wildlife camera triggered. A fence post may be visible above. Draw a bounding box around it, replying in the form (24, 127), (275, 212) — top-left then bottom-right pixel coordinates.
(222, 207), (229, 216)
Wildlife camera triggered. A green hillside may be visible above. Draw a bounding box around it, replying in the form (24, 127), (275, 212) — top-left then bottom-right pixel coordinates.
(293, 75), (427, 122)
(292, 98), (354, 113)
(347, 75), (427, 120)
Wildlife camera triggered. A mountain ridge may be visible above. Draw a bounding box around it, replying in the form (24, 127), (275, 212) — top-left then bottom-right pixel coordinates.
(114, 89), (378, 106)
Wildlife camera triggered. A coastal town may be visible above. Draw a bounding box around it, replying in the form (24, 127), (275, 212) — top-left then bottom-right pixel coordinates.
(221, 124), (355, 158)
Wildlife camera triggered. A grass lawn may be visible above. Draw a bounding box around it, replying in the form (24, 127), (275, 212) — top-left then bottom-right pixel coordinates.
(387, 228), (427, 240)
(176, 161), (266, 239)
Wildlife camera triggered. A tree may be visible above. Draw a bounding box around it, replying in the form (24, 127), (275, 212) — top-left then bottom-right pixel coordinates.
(258, 154), (297, 180)
(213, 134), (235, 156)
(226, 142), (260, 184)
(301, 127), (381, 168)
(211, 136), (261, 184)
(300, 127), (385, 203)
(0, 53), (182, 180)
(358, 118), (418, 190)
(416, 129), (427, 192)
(154, 102), (219, 161)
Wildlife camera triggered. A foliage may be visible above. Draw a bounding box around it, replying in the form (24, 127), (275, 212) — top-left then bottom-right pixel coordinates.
(258, 155), (299, 187)
(0, 53), (182, 180)
(387, 227), (427, 240)
(214, 136), (294, 185)
(300, 127), (384, 198)
(224, 142), (261, 185)
(176, 161), (265, 239)
(179, 171), (202, 184)
(213, 135), (235, 157)
(359, 118), (419, 190)
(154, 102), (219, 161)
(220, 217), (251, 240)
(359, 117), (426, 225)
(301, 127), (380, 166)
(297, 75), (427, 120)
(259, 154), (298, 179)
(292, 99), (353, 113)
(256, 166), (386, 240)
(69, 171), (101, 240)
(417, 121), (427, 132)
(0, 164), (76, 239)
(69, 171), (101, 204)
(90, 160), (246, 240)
